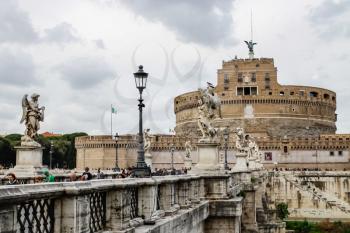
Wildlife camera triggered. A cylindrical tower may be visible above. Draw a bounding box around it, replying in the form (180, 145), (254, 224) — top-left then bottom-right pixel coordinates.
(174, 58), (337, 138)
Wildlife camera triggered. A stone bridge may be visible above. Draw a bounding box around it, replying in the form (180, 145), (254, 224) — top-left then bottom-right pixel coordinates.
(267, 171), (350, 222)
(0, 170), (285, 233)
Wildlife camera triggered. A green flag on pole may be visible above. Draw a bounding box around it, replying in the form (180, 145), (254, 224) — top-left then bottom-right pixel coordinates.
(111, 106), (117, 114)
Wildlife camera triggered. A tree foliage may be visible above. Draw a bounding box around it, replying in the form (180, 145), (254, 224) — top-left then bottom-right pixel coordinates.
(276, 202), (289, 220)
(0, 132), (87, 169)
(286, 220), (350, 233)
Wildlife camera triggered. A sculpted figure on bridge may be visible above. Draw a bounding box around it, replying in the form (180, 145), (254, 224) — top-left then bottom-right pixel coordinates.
(20, 93), (45, 147)
(197, 82), (222, 142)
(185, 140), (192, 158)
(235, 127), (246, 152)
(143, 128), (153, 154)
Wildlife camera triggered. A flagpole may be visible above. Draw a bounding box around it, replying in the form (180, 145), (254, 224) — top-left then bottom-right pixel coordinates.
(111, 104), (113, 138)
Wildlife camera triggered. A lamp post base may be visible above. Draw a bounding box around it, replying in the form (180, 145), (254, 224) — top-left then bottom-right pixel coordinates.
(133, 164), (151, 177)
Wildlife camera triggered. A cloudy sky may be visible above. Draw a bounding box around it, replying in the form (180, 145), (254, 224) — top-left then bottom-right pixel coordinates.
(0, 0), (350, 136)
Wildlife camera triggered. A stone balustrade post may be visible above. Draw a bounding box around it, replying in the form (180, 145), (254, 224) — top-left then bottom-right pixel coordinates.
(178, 180), (191, 208)
(138, 182), (157, 220)
(0, 204), (17, 233)
(61, 194), (90, 233)
(159, 183), (172, 211)
(105, 189), (132, 232)
(199, 177), (206, 200)
(189, 178), (200, 204)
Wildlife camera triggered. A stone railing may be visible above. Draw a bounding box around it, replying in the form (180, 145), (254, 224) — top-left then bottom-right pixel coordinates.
(0, 175), (212, 233)
(0, 170), (279, 233)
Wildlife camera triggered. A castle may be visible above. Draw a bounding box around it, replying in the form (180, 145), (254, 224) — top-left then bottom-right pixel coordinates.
(75, 44), (350, 171)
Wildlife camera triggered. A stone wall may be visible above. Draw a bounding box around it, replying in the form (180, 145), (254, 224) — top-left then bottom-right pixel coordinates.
(75, 134), (350, 170)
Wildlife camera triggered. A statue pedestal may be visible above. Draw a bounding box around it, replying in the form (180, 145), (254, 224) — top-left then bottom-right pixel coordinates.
(184, 157), (192, 169)
(145, 152), (153, 171)
(191, 142), (223, 174)
(248, 158), (257, 170)
(10, 146), (43, 176)
(232, 152), (248, 172)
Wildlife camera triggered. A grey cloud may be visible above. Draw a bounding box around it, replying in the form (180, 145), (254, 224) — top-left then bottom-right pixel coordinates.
(42, 22), (81, 44)
(120, 0), (235, 47)
(309, 0), (350, 40)
(0, 48), (37, 86)
(309, 0), (350, 23)
(56, 57), (115, 89)
(0, 1), (39, 44)
(94, 39), (106, 49)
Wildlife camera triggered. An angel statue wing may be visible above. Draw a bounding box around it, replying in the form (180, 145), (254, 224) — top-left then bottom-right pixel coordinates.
(20, 94), (29, 124)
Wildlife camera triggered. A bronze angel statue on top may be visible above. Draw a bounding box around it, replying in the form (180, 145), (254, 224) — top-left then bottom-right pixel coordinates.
(20, 93), (45, 146)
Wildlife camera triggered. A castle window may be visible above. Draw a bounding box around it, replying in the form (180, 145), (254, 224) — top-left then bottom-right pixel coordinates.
(238, 73), (243, 82)
(299, 90), (305, 96)
(251, 73), (256, 82)
(237, 86), (258, 96)
(324, 93), (330, 99)
(309, 91), (318, 98)
(290, 91), (294, 95)
(251, 87), (257, 95)
(269, 92), (272, 95)
(224, 74), (229, 84)
(280, 91), (285, 96)
(265, 85), (271, 90)
(224, 87), (229, 91)
(339, 151), (343, 156)
(330, 151), (334, 156)
(283, 146), (288, 153)
(332, 96), (336, 101)
(264, 73), (270, 81)
(256, 64), (260, 67)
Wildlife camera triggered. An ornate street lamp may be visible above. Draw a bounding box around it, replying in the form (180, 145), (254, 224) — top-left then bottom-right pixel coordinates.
(132, 65), (151, 177)
(223, 127), (229, 170)
(114, 132), (120, 172)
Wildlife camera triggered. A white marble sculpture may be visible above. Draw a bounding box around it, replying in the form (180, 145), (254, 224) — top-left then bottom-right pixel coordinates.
(184, 140), (193, 168)
(197, 82), (221, 142)
(143, 128), (152, 154)
(143, 128), (154, 169)
(20, 93), (45, 147)
(185, 140), (192, 159)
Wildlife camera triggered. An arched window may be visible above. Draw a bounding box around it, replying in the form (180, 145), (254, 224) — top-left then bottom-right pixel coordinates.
(309, 91), (318, 98)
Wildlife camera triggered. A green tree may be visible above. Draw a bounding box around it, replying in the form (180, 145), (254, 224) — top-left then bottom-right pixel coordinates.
(276, 202), (289, 220)
(0, 137), (16, 167)
(1, 132), (87, 169)
(296, 220), (312, 233)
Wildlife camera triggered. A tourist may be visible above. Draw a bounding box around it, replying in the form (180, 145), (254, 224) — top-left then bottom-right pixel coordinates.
(6, 173), (18, 185)
(96, 168), (104, 179)
(81, 167), (92, 180)
(68, 172), (77, 182)
(44, 170), (55, 182)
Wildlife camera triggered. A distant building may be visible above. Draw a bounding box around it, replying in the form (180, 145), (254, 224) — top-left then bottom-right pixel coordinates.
(75, 45), (349, 171)
(41, 132), (62, 138)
